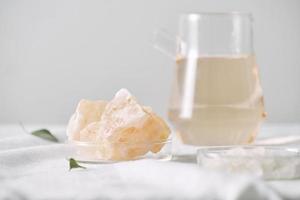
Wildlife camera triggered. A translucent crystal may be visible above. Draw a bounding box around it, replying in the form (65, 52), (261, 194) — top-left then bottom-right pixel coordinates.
(67, 89), (170, 161)
(66, 99), (107, 140)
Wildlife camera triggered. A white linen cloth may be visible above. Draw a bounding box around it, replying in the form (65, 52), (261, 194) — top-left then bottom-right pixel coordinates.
(0, 124), (300, 200)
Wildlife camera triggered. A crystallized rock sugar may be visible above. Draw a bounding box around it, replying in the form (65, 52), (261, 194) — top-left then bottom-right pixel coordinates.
(67, 89), (170, 160)
(66, 99), (107, 141)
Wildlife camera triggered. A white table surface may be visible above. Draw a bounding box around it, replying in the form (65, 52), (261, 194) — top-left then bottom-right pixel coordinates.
(0, 123), (300, 200)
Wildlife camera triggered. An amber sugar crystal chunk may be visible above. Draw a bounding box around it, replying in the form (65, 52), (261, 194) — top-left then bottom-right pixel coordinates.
(67, 89), (170, 160)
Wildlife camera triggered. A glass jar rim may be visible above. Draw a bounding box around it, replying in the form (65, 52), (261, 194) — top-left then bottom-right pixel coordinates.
(180, 12), (253, 20)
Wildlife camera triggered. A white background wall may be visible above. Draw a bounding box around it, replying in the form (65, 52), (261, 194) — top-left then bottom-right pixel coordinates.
(0, 0), (299, 124)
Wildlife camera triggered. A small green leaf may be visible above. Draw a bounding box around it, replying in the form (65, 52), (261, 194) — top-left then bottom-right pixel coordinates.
(69, 158), (86, 170)
(31, 129), (59, 142)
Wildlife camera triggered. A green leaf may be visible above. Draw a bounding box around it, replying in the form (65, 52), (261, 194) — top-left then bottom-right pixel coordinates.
(31, 129), (59, 142)
(69, 158), (86, 170)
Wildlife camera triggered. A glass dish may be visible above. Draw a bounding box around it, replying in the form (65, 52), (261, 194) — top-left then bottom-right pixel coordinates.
(197, 145), (300, 180)
(68, 138), (172, 163)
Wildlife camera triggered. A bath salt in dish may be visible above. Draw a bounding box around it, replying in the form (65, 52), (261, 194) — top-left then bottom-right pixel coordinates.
(67, 89), (171, 162)
(197, 146), (300, 180)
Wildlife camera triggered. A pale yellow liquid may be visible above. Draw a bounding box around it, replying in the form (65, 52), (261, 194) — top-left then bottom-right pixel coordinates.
(168, 55), (266, 146)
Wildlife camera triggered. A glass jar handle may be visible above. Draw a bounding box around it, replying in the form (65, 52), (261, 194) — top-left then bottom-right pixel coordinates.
(152, 29), (186, 60)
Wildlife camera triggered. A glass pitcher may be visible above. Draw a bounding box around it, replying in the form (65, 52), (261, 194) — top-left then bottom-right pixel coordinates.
(155, 12), (266, 146)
